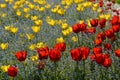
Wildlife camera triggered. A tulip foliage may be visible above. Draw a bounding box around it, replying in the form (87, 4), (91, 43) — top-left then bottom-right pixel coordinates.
(0, 0), (120, 80)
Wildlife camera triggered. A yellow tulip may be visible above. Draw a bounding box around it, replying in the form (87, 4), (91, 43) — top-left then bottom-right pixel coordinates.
(0, 4), (7, 8)
(31, 16), (38, 21)
(61, 23), (68, 30)
(16, 10), (22, 16)
(36, 42), (45, 48)
(34, 20), (42, 26)
(31, 26), (40, 33)
(56, 37), (64, 43)
(23, 8), (30, 13)
(26, 34), (34, 40)
(72, 36), (78, 42)
(10, 27), (18, 34)
(29, 44), (36, 50)
(1, 65), (10, 72)
(0, 43), (8, 50)
(31, 55), (39, 61)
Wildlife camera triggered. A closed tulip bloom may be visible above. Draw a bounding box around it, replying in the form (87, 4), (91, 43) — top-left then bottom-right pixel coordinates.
(72, 23), (80, 33)
(104, 43), (111, 50)
(54, 42), (66, 52)
(90, 19), (98, 27)
(114, 49), (120, 57)
(94, 38), (102, 46)
(70, 48), (82, 61)
(99, 18), (106, 29)
(110, 15), (119, 25)
(95, 53), (104, 64)
(8, 66), (18, 77)
(112, 25), (120, 33)
(90, 54), (96, 61)
(85, 27), (96, 34)
(105, 29), (114, 38)
(102, 58), (112, 68)
(80, 47), (90, 60)
(49, 49), (61, 62)
(93, 47), (102, 55)
(79, 23), (87, 31)
(15, 50), (27, 62)
(37, 46), (49, 60)
(97, 32), (106, 41)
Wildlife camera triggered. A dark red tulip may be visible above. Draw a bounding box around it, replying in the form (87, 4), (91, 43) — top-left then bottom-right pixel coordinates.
(103, 53), (110, 59)
(110, 15), (119, 25)
(105, 29), (114, 38)
(72, 23), (81, 33)
(95, 53), (104, 64)
(79, 23), (87, 31)
(97, 32), (106, 41)
(15, 50), (27, 62)
(99, 18), (106, 29)
(54, 42), (66, 52)
(90, 19), (98, 27)
(37, 46), (49, 60)
(114, 49), (120, 57)
(104, 43), (111, 50)
(70, 48), (82, 61)
(49, 49), (61, 62)
(99, 0), (104, 7)
(8, 66), (18, 77)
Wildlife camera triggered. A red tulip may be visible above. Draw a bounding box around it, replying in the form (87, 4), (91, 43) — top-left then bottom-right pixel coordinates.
(90, 19), (98, 27)
(90, 54), (96, 61)
(80, 47), (90, 60)
(105, 29), (114, 38)
(94, 38), (102, 46)
(110, 15), (119, 25)
(93, 47), (102, 55)
(114, 49), (120, 57)
(99, 1), (104, 7)
(37, 46), (49, 60)
(8, 66), (18, 77)
(97, 32), (106, 41)
(95, 53), (104, 64)
(72, 23), (80, 33)
(85, 27), (96, 34)
(54, 42), (66, 52)
(15, 50), (27, 62)
(102, 58), (112, 68)
(103, 54), (110, 59)
(79, 23), (87, 31)
(104, 43), (111, 50)
(70, 48), (82, 61)
(99, 18), (106, 29)
(49, 49), (61, 62)
(112, 25), (120, 33)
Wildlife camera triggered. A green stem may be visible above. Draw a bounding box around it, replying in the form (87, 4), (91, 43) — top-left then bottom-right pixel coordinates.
(99, 66), (103, 80)
(83, 60), (85, 80)
(54, 62), (57, 80)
